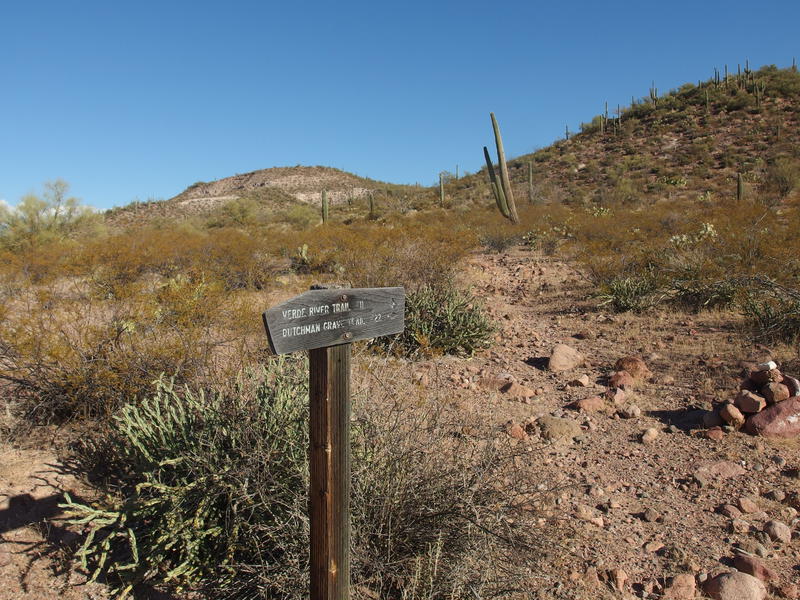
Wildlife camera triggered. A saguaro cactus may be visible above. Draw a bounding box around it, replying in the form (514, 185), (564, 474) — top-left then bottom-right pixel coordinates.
(484, 146), (509, 218)
(321, 190), (329, 223)
(484, 113), (519, 223)
(439, 173), (445, 206)
(528, 161), (535, 204)
(737, 173), (744, 202)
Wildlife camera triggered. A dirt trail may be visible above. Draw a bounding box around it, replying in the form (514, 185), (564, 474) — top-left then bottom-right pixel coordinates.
(0, 444), (106, 600)
(439, 247), (800, 597)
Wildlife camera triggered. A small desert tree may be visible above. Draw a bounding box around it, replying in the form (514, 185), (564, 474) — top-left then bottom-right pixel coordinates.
(0, 179), (98, 249)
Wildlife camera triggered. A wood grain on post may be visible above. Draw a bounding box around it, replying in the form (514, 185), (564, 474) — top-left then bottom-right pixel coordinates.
(309, 343), (351, 600)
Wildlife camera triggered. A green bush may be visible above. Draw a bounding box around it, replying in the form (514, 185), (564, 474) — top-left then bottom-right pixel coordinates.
(377, 285), (494, 357)
(597, 276), (661, 313)
(64, 358), (540, 599)
(65, 360), (310, 598)
(742, 279), (800, 344)
(669, 278), (741, 311)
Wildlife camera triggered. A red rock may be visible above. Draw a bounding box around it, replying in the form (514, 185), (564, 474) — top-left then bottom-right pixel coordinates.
(735, 390), (766, 413)
(605, 387), (626, 405)
(704, 572), (766, 600)
(744, 397), (800, 438)
(548, 344), (583, 372)
(720, 403), (745, 428)
(763, 519), (791, 544)
(749, 368), (782, 386)
(608, 567), (628, 592)
(570, 396), (606, 413)
(762, 382), (790, 404)
(609, 370), (636, 389)
(568, 374), (590, 387)
(706, 427), (725, 441)
(500, 381), (537, 399)
(737, 496), (760, 514)
(663, 573), (696, 600)
(720, 504), (742, 518)
(505, 422), (528, 440)
(613, 356), (652, 381)
(732, 555), (777, 582)
(783, 375), (800, 397)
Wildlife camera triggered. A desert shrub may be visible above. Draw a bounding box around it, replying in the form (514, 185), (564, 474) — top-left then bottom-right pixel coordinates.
(597, 275), (661, 313)
(205, 197), (262, 228)
(741, 279), (800, 344)
(280, 204), (320, 228)
(377, 285), (494, 357)
(65, 359), (542, 599)
(0, 275), (257, 423)
(477, 220), (526, 253)
(65, 360), (309, 598)
(302, 219), (475, 291)
(762, 157), (800, 200)
(668, 278), (741, 311)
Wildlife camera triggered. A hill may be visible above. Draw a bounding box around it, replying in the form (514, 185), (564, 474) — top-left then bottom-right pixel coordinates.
(450, 63), (800, 209)
(105, 165), (427, 227)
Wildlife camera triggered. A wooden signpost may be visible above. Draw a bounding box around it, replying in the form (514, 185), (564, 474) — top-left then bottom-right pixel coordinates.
(262, 286), (405, 600)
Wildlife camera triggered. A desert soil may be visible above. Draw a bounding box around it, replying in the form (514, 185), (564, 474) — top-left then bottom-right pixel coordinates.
(1, 246), (798, 599)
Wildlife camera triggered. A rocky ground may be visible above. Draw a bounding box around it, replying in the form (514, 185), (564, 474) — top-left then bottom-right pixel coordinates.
(1, 245), (799, 599)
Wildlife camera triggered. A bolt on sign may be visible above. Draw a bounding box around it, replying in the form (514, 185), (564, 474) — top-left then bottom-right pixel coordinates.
(263, 286), (405, 600)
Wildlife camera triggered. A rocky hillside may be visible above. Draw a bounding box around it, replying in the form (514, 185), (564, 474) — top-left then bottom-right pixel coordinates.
(452, 63), (800, 209)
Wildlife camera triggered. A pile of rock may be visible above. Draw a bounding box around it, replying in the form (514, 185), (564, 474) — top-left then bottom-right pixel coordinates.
(706, 361), (800, 439)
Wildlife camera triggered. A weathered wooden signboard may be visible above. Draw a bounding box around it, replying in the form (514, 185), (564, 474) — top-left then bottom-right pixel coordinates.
(263, 286), (405, 354)
(262, 286), (405, 600)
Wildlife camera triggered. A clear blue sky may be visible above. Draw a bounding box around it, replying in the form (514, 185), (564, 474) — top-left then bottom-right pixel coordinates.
(1, 0), (798, 209)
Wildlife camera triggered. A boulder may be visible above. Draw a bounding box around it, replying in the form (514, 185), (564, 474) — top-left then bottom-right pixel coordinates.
(703, 572), (766, 600)
(763, 519), (792, 544)
(762, 382), (791, 404)
(613, 356), (652, 381)
(749, 368), (782, 386)
(663, 574), (696, 600)
(609, 370), (636, 389)
(569, 396), (606, 413)
(744, 397), (800, 438)
(720, 403), (745, 428)
(548, 344), (583, 372)
(783, 375), (800, 397)
(538, 416), (581, 442)
(734, 390), (766, 413)
(732, 554), (777, 582)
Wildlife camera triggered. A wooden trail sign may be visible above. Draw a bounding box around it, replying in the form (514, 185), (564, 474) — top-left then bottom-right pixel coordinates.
(262, 286), (405, 600)
(263, 287), (405, 355)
